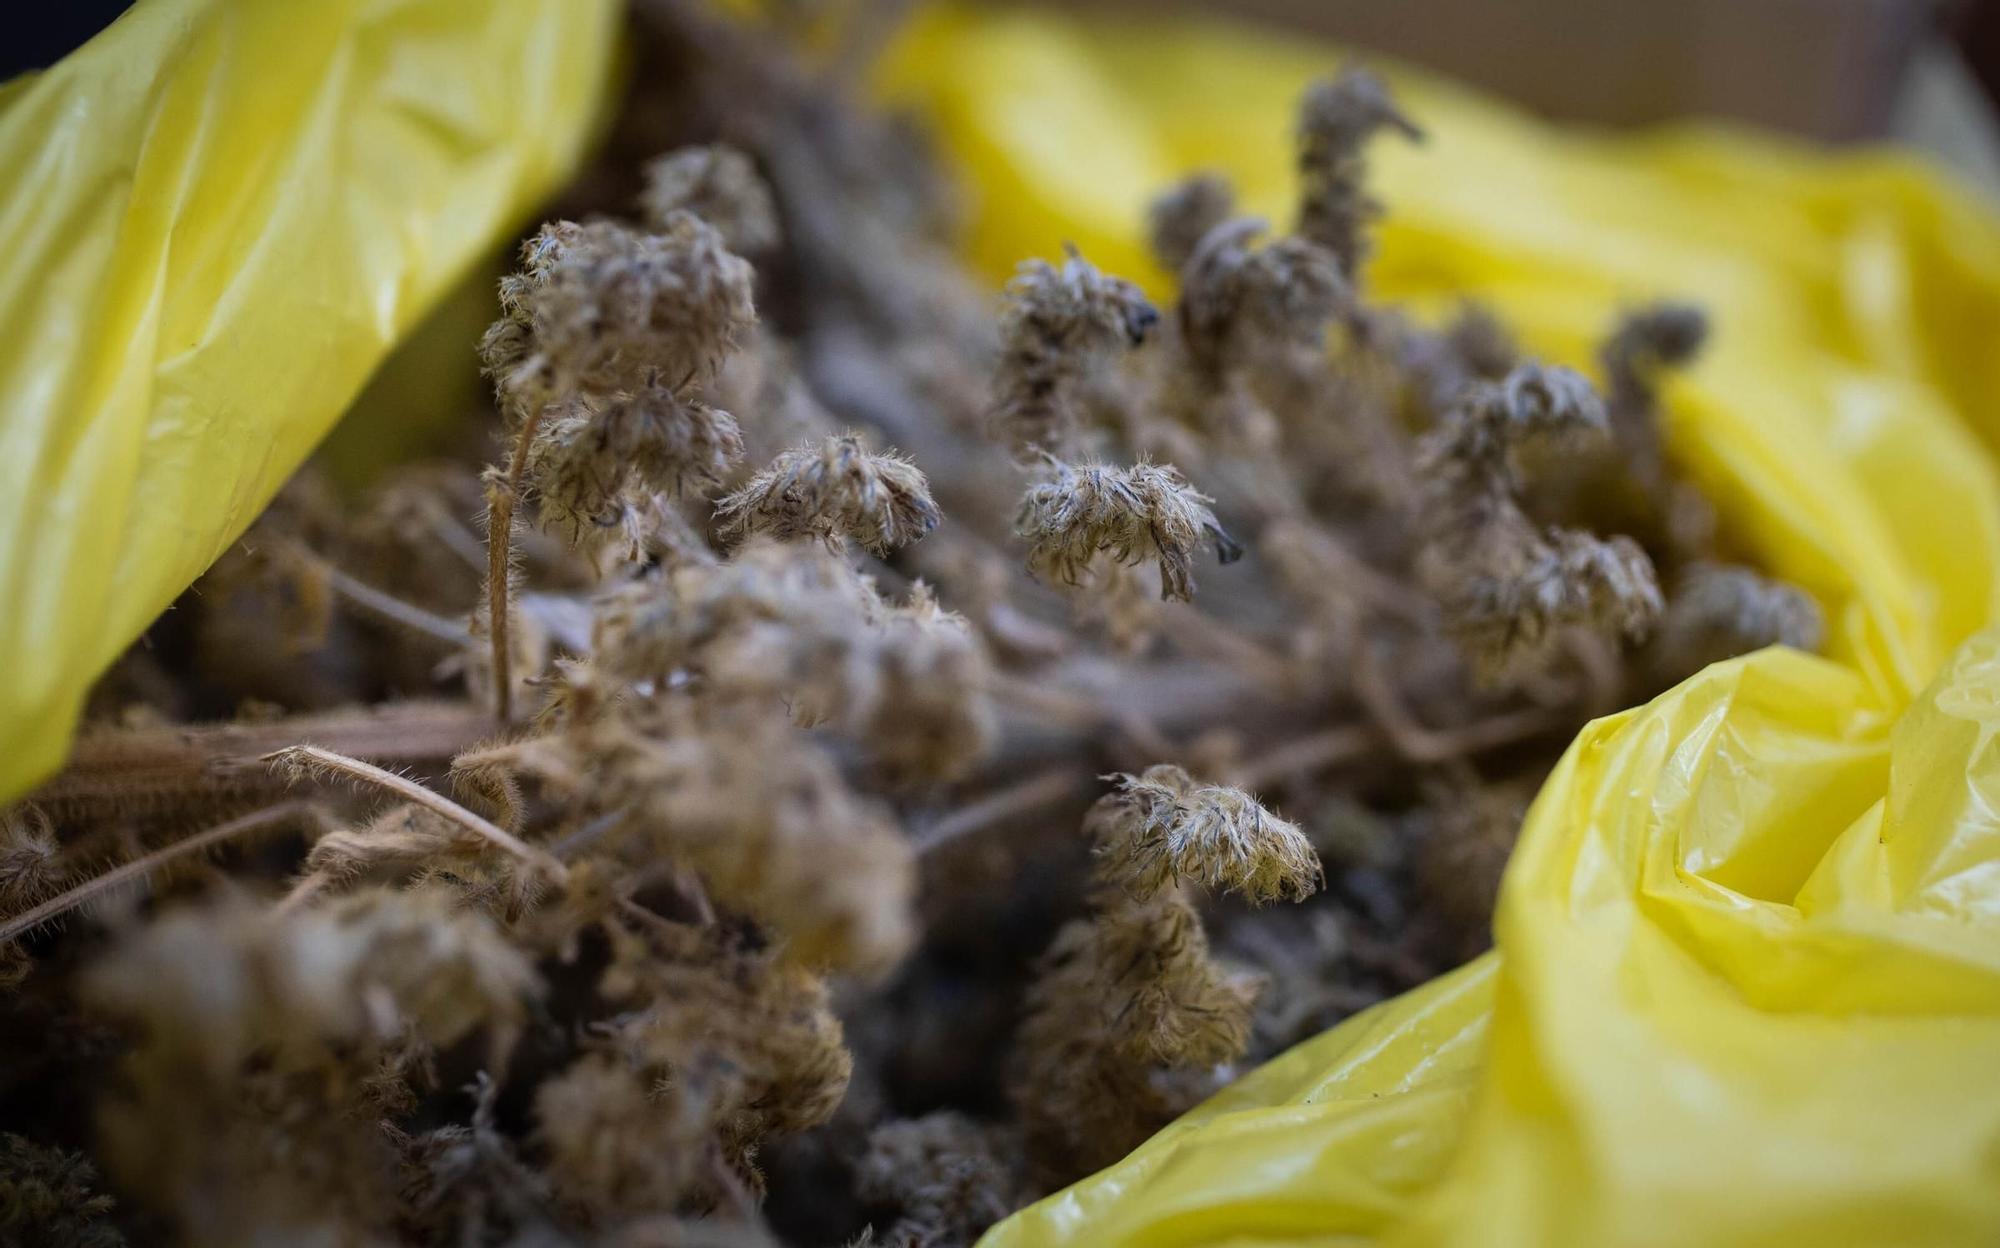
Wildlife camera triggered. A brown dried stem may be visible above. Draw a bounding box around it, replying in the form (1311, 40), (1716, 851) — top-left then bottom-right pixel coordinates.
(914, 766), (1094, 857)
(32, 702), (496, 820)
(277, 539), (472, 647)
(263, 746), (567, 883)
(486, 405), (549, 725)
(0, 801), (316, 943)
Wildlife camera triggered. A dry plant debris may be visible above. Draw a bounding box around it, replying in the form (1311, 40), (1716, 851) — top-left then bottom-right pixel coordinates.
(1, 7), (1823, 1246)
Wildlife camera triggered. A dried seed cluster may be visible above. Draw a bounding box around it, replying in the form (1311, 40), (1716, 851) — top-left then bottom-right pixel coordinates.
(1, 22), (1826, 1248)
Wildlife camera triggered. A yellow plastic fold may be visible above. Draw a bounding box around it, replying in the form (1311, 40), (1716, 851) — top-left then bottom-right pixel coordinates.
(870, 9), (2000, 1246)
(0, 0), (622, 801)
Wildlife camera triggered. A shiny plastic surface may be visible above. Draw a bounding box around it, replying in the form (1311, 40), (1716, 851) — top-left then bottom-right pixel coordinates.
(0, 0), (620, 800)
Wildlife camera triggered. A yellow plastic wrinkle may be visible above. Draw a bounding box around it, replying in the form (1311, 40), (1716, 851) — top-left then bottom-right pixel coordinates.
(875, 8), (2000, 1246)
(0, 0), (621, 801)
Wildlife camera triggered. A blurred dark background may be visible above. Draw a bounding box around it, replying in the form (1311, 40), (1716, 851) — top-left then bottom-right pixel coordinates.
(8, 1), (1999, 184)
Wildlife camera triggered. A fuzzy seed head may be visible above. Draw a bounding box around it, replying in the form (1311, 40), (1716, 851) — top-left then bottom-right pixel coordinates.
(486, 216), (757, 407)
(1147, 173), (1236, 273)
(1653, 562), (1823, 677)
(1016, 459), (1241, 601)
(993, 248), (1159, 454)
(714, 433), (940, 555)
(1089, 765), (1323, 904)
(1178, 217), (1347, 378)
(640, 144), (782, 257)
(1296, 67), (1423, 278)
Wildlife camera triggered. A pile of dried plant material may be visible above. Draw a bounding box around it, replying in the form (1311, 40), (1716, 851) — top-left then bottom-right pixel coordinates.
(0, 5), (1824, 1246)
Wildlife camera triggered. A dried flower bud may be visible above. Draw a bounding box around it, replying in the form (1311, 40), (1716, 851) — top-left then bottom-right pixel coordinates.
(1651, 562), (1823, 680)
(535, 1054), (702, 1217)
(523, 387), (745, 551)
(1016, 459), (1242, 602)
(715, 433), (941, 555)
(993, 247), (1159, 454)
(80, 889), (538, 1242)
(1604, 302), (1708, 385)
(1419, 364), (1663, 681)
(1397, 302), (1520, 416)
(0, 1133), (122, 1248)
(1147, 173), (1236, 273)
(1295, 66), (1422, 280)
(856, 1114), (1020, 1248)
(486, 216), (757, 407)
(0, 805), (63, 913)
(298, 804), (486, 890)
(1177, 217), (1346, 378)
(1012, 891), (1262, 1177)
(532, 701), (916, 977)
(1089, 765), (1322, 904)
(640, 144), (782, 257)
(1599, 301), (1709, 495)
(1450, 530), (1662, 682)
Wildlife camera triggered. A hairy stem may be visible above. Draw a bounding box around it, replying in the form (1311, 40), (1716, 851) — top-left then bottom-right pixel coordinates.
(0, 801), (315, 943)
(30, 702), (498, 820)
(914, 766), (1094, 856)
(279, 539), (473, 647)
(486, 404), (549, 724)
(264, 745), (569, 882)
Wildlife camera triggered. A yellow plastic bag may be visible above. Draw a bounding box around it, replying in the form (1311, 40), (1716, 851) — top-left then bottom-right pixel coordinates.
(0, 0), (621, 802)
(872, 8), (2000, 1246)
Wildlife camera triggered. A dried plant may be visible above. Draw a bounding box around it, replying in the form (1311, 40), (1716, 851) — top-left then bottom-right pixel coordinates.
(0, 1134), (124, 1248)
(642, 143), (783, 256)
(856, 1114), (1022, 1248)
(1090, 764), (1322, 903)
(1296, 65), (1423, 281)
(715, 433), (941, 554)
(1011, 771), (1319, 1178)
(1649, 561), (1823, 680)
(481, 212), (759, 719)
(2, 18), (1827, 1245)
(1146, 173), (1236, 274)
(1017, 458), (1243, 601)
(1417, 364), (1665, 681)
(992, 247), (1158, 455)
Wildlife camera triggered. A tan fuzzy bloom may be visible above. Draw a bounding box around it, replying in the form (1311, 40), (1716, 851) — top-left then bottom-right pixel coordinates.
(1295, 66), (1423, 280)
(714, 433), (941, 555)
(1418, 363), (1663, 680)
(1016, 459), (1242, 602)
(1147, 173), (1236, 273)
(1011, 892), (1262, 1176)
(1651, 562), (1823, 679)
(539, 703), (917, 978)
(487, 215), (757, 407)
(535, 1053), (706, 1218)
(0, 805), (64, 912)
(992, 247), (1159, 454)
(523, 386), (744, 546)
(1603, 301), (1708, 395)
(298, 803), (486, 889)
(1177, 217), (1347, 378)
(856, 1113), (1022, 1248)
(1449, 530), (1663, 680)
(639, 143), (782, 257)
(1089, 765), (1323, 904)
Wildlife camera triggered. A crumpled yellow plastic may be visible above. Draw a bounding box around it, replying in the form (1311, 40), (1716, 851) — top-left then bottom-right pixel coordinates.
(0, 0), (621, 802)
(872, 8), (2000, 1246)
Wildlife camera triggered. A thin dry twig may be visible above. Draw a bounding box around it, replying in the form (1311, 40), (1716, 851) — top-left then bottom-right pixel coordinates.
(914, 767), (1094, 856)
(0, 801), (316, 944)
(263, 746), (568, 882)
